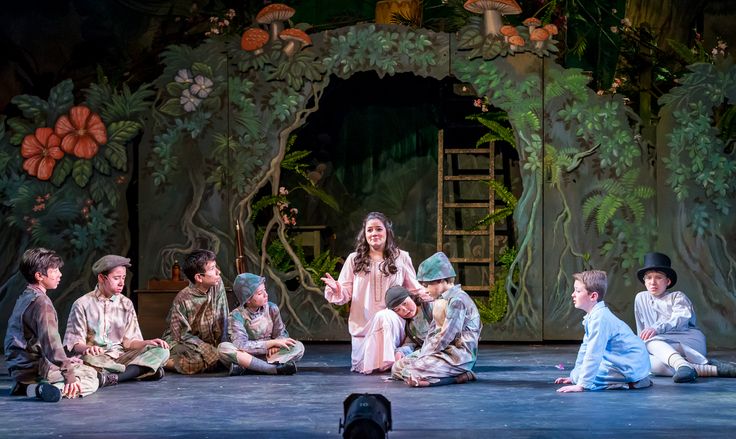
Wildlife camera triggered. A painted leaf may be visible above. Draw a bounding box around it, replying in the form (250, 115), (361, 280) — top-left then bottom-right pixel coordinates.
(47, 79), (75, 121)
(107, 120), (141, 144)
(105, 141), (127, 171)
(11, 95), (48, 121)
(191, 62), (213, 79)
(72, 159), (92, 187)
(160, 98), (185, 117)
(90, 177), (106, 202)
(93, 155), (111, 175)
(50, 156), (73, 186)
(7, 117), (35, 145)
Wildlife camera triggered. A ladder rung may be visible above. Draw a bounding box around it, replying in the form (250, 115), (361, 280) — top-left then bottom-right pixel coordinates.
(463, 285), (491, 292)
(444, 230), (490, 236)
(444, 202), (490, 208)
(445, 148), (491, 154)
(444, 175), (491, 181)
(450, 257), (492, 264)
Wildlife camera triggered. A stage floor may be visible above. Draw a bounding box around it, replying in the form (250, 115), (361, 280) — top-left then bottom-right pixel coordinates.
(2, 343), (735, 438)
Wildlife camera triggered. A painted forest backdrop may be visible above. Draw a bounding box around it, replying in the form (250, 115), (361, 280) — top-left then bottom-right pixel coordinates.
(1, 1), (735, 347)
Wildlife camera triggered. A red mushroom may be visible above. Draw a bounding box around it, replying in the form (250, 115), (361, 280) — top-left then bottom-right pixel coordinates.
(523, 17), (542, 34)
(463, 0), (522, 37)
(500, 24), (518, 43)
(279, 28), (312, 57)
(256, 3), (295, 42)
(241, 28), (269, 55)
(543, 23), (558, 37)
(530, 27), (550, 49)
(508, 35), (525, 51)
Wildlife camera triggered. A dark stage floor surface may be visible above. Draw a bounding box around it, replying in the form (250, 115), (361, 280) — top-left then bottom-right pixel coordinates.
(2, 343), (735, 438)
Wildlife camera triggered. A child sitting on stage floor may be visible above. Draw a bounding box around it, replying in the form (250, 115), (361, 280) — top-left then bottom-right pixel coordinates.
(218, 273), (301, 375)
(555, 270), (651, 392)
(392, 252), (481, 387)
(384, 285), (433, 362)
(634, 252), (736, 383)
(64, 255), (170, 387)
(162, 249), (229, 374)
(4, 248), (99, 402)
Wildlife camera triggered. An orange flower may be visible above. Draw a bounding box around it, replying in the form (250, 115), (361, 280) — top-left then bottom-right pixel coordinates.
(21, 127), (64, 181)
(54, 105), (107, 159)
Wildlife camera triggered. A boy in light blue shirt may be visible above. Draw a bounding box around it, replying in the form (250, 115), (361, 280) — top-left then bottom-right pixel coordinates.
(555, 270), (651, 392)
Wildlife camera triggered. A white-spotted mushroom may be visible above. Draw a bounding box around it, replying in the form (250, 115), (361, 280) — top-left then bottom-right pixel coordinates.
(463, 0), (522, 37)
(241, 28), (269, 55)
(500, 24), (518, 43)
(523, 17), (542, 34)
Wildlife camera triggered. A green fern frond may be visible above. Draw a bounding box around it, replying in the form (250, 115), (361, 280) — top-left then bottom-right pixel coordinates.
(596, 196), (623, 234)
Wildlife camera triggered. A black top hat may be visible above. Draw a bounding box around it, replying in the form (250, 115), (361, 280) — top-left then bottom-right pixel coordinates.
(636, 252), (677, 288)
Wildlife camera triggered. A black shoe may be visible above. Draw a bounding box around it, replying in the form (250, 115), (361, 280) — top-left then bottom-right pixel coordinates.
(98, 371), (119, 388)
(275, 361), (297, 375)
(9, 382), (27, 396)
(229, 363), (247, 376)
(139, 367), (165, 381)
(36, 383), (62, 402)
(673, 365), (697, 383)
(708, 359), (736, 378)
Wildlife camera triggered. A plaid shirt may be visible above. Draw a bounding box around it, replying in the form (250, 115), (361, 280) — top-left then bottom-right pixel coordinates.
(163, 281), (228, 373)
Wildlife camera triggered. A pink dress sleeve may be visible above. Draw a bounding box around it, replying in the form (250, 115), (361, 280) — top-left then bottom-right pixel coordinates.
(324, 252), (356, 305)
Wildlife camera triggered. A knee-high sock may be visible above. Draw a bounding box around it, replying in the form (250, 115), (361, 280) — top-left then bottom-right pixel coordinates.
(647, 340), (690, 370)
(117, 365), (144, 382)
(247, 357), (277, 375)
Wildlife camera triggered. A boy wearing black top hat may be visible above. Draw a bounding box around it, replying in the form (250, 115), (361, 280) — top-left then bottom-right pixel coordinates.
(634, 252), (736, 383)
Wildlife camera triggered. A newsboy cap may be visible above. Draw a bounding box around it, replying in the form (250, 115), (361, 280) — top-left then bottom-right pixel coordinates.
(92, 255), (131, 276)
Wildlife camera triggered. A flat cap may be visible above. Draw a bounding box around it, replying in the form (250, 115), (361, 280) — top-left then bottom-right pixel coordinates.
(92, 255), (131, 276)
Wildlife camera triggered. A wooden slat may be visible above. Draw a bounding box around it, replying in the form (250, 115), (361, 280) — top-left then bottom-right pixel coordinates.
(463, 285), (491, 292)
(450, 258), (492, 264)
(444, 229), (489, 236)
(444, 202), (490, 208)
(444, 175), (492, 181)
(445, 148), (491, 154)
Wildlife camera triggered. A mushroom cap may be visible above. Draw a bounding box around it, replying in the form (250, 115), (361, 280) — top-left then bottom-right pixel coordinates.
(530, 27), (550, 41)
(500, 25), (518, 36)
(256, 3), (295, 24)
(508, 35), (525, 46)
(522, 17), (542, 27)
(463, 0), (522, 16)
(543, 23), (559, 36)
(279, 28), (312, 46)
(241, 27), (269, 51)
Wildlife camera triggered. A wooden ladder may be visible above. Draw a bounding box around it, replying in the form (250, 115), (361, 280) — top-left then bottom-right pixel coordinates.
(437, 129), (496, 295)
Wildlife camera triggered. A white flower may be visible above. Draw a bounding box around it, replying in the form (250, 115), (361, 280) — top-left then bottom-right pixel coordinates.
(180, 89), (201, 112)
(190, 75), (214, 99)
(175, 69), (193, 84)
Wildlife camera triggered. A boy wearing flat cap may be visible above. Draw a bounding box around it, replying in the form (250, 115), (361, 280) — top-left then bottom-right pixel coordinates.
(5, 248), (100, 402)
(634, 251), (736, 383)
(162, 249), (229, 374)
(64, 255), (170, 386)
(218, 273), (301, 375)
(392, 252), (481, 387)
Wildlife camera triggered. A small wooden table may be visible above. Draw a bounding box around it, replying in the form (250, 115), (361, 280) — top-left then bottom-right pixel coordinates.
(135, 279), (188, 339)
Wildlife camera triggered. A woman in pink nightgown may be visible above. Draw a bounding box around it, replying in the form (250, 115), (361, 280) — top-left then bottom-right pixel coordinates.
(321, 212), (426, 374)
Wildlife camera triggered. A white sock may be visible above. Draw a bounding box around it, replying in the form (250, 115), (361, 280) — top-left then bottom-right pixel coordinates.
(25, 384), (38, 397)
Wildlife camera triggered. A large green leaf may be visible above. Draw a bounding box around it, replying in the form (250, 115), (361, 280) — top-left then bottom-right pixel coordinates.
(72, 159), (93, 187)
(104, 141), (127, 171)
(107, 120), (141, 144)
(50, 156), (73, 186)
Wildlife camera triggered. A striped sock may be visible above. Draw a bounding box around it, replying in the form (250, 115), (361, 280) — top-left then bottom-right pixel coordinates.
(691, 363), (717, 377)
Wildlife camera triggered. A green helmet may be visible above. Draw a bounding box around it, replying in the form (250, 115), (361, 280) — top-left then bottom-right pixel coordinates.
(417, 252), (456, 282)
